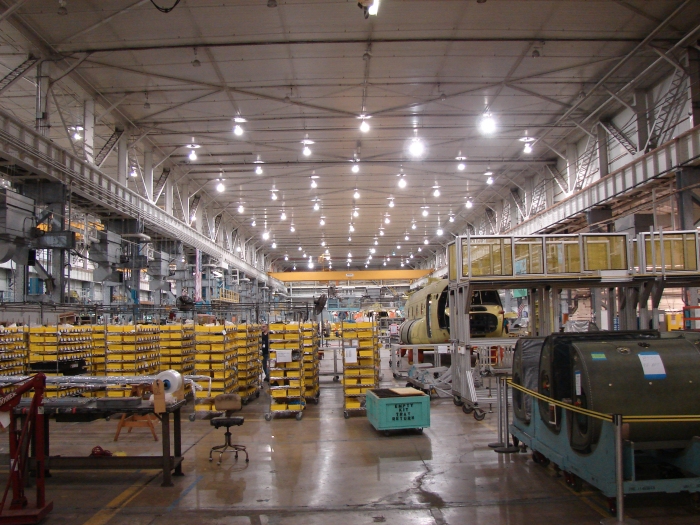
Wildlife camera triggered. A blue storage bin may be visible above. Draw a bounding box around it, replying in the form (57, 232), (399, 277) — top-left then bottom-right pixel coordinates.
(366, 388), (430, 432)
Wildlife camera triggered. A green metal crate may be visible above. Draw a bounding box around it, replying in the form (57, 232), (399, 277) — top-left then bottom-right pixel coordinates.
(366, 389), (430, 432)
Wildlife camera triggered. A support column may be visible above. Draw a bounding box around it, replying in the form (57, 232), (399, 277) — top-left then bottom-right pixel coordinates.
(596, 124), (609, 178)
(164, 179), (173, 215)
(607, 288), (617, 331)
(566, 143), (578, 193)
(676, 166), (700, 327)
(633, 89), (649, 152)
(35, 62), (50, 136)
(116, 129), (128, 185)
(144, 147), (153, 202)
(687, 46), (700, 128)
(83, 99), (95, 163)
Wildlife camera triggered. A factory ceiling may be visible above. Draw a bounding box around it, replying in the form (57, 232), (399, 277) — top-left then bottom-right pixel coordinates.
(0, 0), (698, 271)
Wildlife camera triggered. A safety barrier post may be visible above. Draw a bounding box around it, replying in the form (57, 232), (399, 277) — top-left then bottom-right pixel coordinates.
(601, 414), (639, 525)
(488, 375), (505, 448)
(495, 375), (519, 453)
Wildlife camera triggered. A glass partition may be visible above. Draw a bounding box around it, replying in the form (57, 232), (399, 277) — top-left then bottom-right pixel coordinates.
(583, 235), (627, 271)
(463, 237), (513, 277)
(448, 242), (457, 282)
(644, 233), (698, 272)
(545, 236), (581, 273)
(514, 237), (543, 275)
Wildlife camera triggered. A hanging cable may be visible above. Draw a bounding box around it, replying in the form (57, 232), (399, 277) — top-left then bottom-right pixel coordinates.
(150, 0), (181, 13)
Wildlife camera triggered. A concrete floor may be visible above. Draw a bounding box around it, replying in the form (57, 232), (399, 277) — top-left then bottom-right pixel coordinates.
(2, 349), (699, 525)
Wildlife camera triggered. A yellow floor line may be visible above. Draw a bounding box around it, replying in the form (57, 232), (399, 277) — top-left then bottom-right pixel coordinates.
(558, 479), (608, 518)
(81, 476), (152, 525)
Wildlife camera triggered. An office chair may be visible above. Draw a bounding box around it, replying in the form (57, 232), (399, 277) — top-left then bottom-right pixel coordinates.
(209, 393), (249, 465)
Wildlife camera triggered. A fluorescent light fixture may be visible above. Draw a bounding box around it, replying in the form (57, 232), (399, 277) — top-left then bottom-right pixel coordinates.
(290, 224), (296, 232)
(379, 230), (384, 236)
(233, 124), (244, 136)
(216, 182), (225, 192)
(479, 113), (496, 134)
(280, 212), (287, 220)
(271, 242), (276, 249)
(360, 120), (370, 133)
(466, 200), (473, 209)
(411, 223), (417, 230)
(449, 216), (455, 222)
(353, 209), (359, 217)
(368, 0), (380, 16)
(130, 168), (138, 178)
(284, 255), (288, 261)
(320, 218), (325, 226)
(384, 217), (390, 224)
(433, 188), (440, 197)
(423, 239), (429, 245)
(349, 224), (355, 232)
(303, 146), (312, 156)
(437, 228), (444, 236)
(188, 150), (197, 161)
(398, 177), (407, 188)
(352, 163), (360, 173)
(262, 231), (270, 240)
(255, 166), (263, 175)
(457, 163), (465, 171)
(388, 199), (395, 208)
(311, 179), (317, 188)
(271, 192), (278, 200)
(238, 204), (244, 213)
(422, 209), (428, 217)
(234, 116), (247, 123)
(353, 189), (360, 199)
(313, 202), (320, 211)
(404, 235), (409, 241)
(409, 137), (424, 157)
(487, 176), (494, 185)
(523, 143), (533, 154)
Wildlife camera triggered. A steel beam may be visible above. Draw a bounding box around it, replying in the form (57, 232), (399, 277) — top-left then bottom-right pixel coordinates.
(0, 108), (282, 289)
(507, 123), (700, 236)
(268, 269), (432, 282)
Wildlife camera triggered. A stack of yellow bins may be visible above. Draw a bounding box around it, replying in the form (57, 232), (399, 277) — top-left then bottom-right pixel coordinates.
(266, 322), (305, 420)
(302, 321), (320, 404)
(194, 324), (237, 411)
(341, 320), (379, 418)
(0, 325), (26, 377)
(104, 324), (160, 397)
(159, 323), (195, 374)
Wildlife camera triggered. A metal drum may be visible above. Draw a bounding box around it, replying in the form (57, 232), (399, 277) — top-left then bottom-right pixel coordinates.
(511, 337), (545, 425)
(538, 332), (658, 436)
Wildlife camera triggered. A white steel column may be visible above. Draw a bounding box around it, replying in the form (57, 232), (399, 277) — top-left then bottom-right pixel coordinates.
(164, 178), (173, 215)
(83, 99), (94, 163)
(597, 124), (609, 178)
(144, 147), (153, 201)
(687, 47), (700, 127)
(116, 128), (128, 185)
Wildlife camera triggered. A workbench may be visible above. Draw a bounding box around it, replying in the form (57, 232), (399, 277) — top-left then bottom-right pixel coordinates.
(15, 398), (187, 487)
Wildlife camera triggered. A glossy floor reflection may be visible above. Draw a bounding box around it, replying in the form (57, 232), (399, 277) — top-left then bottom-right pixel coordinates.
(2, 350), (699, 525)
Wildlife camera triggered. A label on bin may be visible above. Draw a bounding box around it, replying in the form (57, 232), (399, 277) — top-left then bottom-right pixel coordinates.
(638, 352), (666, 380)
(277, 349), (292, 363)
(344, 347), (357, 363)
(591, 353), (606, 361)
(575, 371), (582, 396)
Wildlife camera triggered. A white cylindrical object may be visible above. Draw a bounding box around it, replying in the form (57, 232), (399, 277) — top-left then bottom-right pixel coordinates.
(156, 370), (183, 394)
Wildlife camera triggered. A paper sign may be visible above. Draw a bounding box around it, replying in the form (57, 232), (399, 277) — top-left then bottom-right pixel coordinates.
(352, 339), (359, 348)
(575, 371), (582, 396)
(390, 324), (398, 335)
(277, 349), (292, 363)
(438, 345), (449, 354)
(638, 352), (666, 380)
(344, 347), (357, 363)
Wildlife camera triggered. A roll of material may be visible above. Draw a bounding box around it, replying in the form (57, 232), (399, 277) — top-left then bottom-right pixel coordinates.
(156, 370), (183, 394)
